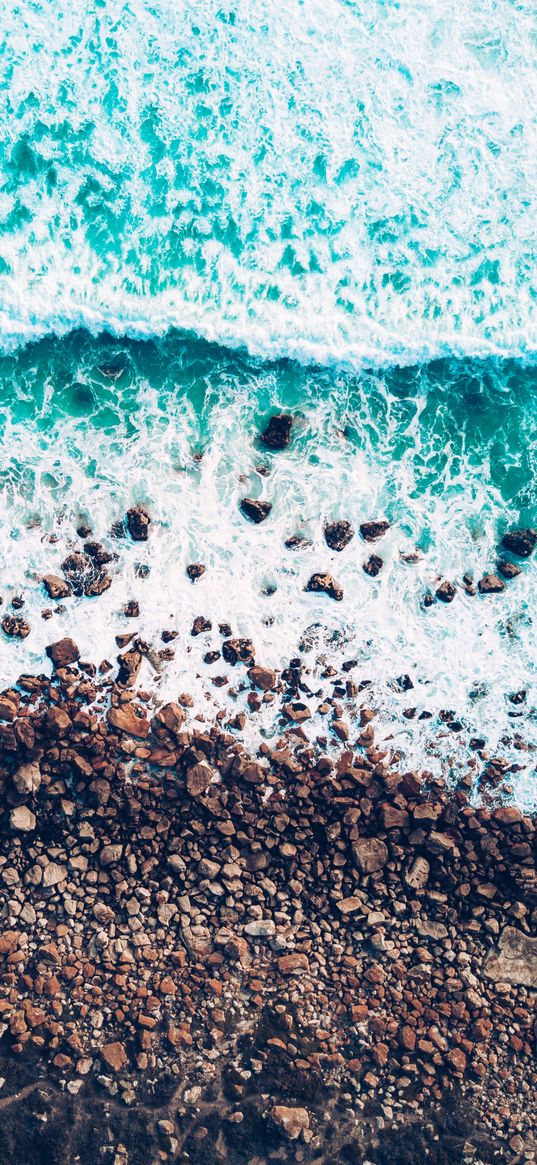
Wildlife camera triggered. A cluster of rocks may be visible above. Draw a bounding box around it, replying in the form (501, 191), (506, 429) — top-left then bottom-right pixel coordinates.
(0, 643), (535, 1163)
(1, 507), (151, 642)
(432, 529), (537, 607)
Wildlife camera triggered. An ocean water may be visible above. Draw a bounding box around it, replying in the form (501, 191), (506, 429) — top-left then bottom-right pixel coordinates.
(0, 1), (537, 805)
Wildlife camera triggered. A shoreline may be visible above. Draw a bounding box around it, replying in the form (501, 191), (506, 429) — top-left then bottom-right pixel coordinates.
(0, 645), (535, 1163)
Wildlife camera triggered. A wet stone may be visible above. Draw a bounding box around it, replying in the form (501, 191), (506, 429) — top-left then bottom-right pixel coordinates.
(126, 506), (151, 541)
(305, 573), (343, 601)
(497, 560), (521, 580)
(360, 519), (390, 542)
(43, 575), (71, 600)
(240, 497), (272, 524)
(435, 581), (456, 603)
(501, 527), (537, 557)
(324, 520), (354, 551)
(260, 413), (293, 450)
(186, 563), (206, 581)
(363, 554), (383, 577)
(478, 574), (505, 595)
(222, 638), (255, 665)
(2, 615), (31, 638)
(46, 637), (80, 667)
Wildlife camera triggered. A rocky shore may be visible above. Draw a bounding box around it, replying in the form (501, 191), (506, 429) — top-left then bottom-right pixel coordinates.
(0, 638), (535, 1165)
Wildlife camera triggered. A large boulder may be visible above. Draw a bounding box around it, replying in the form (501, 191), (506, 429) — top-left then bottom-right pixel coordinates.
(270, 1106), (310, 1140)
(240, 498), (272, 524)
(352, 837), (389, 873)
(483, 926), (537, 988)
(260, 414), (293, 450)
(501, 528), (537, 558)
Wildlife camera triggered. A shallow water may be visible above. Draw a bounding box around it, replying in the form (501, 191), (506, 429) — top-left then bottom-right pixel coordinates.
(0, 331), (536, 805)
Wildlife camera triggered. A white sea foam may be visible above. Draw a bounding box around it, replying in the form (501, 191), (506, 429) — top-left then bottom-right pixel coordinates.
(0, 0), (536, 367)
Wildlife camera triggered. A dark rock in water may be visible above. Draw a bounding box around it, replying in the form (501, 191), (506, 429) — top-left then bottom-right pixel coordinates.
(11, 595), (24, 610)
(509, 689), (526, 704)
(284, 534), (312, 550)
(435, 580), (456, 603)
(222, 637), (255, 664)
(84, 571), (112, 597)
(186, 562), (206, 581)
(61, 551), (92, 595)
(124, 600), (139, 617)
(478, 573), (505, 595)
(2, 614), (31, 639)
(305, 573), (343, 601)
(203, 650), (221, 664)
(324, 520), (354, 551)
(501, 527), (537, 557)
(46, 637), (80, 667)
(191, 616), (212, 636)
(84, 541), (114, 566)
(359, 519), (390, 542)
(497, 559), (521, 580)
(76, 522), (92, 538)
(43, 575), (71, 600)
(363, 554), (383, 577)
(219, 622), (232, 637)
(161, 629), (178, 642)
(394, 674), (414, 691)
(135, 562), (150, 579)
(260, 413), (293, 450)
(240, 497), (272, 524)
(126, 506), (151, 541)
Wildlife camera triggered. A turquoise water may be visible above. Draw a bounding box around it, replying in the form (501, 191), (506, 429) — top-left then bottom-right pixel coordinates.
(0, 2), (537, 803)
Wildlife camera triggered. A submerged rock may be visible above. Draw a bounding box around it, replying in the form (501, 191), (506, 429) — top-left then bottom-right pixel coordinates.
(305, 573), (343, 601)
(324, 520), (354, 551)
(260, 413), (293, 450)
(501, 528), (537, 557)
(240, 497), (272, 523)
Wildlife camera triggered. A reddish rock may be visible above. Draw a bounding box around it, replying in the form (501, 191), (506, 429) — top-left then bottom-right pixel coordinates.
(186, 762), (214, 797)
(46, 637), (80, 667)
(270, 1105), (309, 1140)
(101, 1041), (128, 1072)
(2, 615), (31, 639)
(43, 575), (71, 600)
(352, 837), (389, 874)
(107, 705), (150, 738)
(478, 574), (505, 595)
(278, 953), (309, 974)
